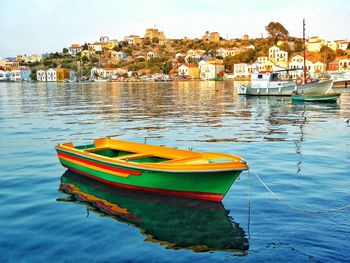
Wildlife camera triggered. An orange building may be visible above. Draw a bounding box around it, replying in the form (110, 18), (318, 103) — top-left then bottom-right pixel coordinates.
(56, 68), (70, 81)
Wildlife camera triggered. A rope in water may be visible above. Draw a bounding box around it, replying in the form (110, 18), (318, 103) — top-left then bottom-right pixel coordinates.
(249, 168), (350, 214)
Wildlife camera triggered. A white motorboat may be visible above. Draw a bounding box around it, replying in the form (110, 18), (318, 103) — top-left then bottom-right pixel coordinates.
(236, 70), (334, 96)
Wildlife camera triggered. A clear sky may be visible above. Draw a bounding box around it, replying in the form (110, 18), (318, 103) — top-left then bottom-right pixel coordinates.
(0, 0), (349, 57)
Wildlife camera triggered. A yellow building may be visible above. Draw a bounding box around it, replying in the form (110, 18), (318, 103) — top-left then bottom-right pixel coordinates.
(306, 36), (326, 52)
(56, 68), (70, 82)
(202, 32), (221, 42)
(144, 28), (166, 40)
(81, 50), (90, 58)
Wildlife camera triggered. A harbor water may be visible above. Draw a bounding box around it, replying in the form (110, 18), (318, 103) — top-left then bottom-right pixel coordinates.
(0, 81), (349, 262)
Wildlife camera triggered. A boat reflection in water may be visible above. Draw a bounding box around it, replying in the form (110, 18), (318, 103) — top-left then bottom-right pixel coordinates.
(58, 171), (249, 254)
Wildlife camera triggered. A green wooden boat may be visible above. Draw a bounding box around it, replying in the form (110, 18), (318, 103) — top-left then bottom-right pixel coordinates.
(58, 171), (249, 253)
(291, 93), (340, 103)
(55, 138), (248, 202)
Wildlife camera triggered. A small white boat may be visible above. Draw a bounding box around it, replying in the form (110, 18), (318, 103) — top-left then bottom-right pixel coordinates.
(236, 71), (334, 96)
(328, 71), (350, 88)
(91, 78), (109, 83)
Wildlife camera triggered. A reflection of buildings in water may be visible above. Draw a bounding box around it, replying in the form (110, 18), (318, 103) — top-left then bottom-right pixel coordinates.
(58, 171), (249, 254)
(339, 90), (350, 119)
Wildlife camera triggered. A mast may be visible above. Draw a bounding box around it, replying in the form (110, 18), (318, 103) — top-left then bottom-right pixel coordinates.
(303, 18), (307, 84)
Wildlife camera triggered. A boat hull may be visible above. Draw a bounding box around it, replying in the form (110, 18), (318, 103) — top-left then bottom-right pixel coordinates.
(237, 79), (334, 96)
(292, 94), (340, 102)
(333, 79), (349, 89)
(56, 149), (243, 202)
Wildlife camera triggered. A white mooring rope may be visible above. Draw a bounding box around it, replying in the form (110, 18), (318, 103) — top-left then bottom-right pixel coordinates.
(249, 169), (350, 214)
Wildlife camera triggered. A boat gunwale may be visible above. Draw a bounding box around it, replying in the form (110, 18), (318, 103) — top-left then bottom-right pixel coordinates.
(55, 145), (248, 173)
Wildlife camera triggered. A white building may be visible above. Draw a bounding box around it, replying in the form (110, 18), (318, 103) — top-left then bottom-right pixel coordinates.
(0, 70), (10, 81)
(147, 52), (156, 60)
(10, 70), (22, 81)
(338, 41), (349, 51)
(90, 67), (106, 79)
(199, 61), (225, 80)
(37, 70), (46, 81)
(46, 68), (57, 81)
(289, 55), (314, 78)
(233, 63), (249, 78)
(178, 64), (189, 77)
(88, 44), (103, 53)
(68, 44), (82, 55)
(268, 46), (280, 61)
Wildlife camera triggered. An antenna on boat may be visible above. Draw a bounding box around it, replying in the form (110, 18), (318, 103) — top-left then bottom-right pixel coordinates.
(303, 18), (307, 84)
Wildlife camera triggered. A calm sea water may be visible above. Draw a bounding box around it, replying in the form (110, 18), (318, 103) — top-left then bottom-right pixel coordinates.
(0, 81), (349, 262)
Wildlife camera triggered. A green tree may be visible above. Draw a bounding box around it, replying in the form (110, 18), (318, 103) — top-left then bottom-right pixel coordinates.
(30, 70), (37, 81)
(62, 48), (69, 54)
(265, 22), (289, 43)
(43, 59), (52, 67)
(82, 43), (88, 50)
(81, 56), (89, 64)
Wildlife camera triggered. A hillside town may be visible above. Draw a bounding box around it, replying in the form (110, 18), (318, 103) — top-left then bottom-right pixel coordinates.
(0, 25), (349, 82)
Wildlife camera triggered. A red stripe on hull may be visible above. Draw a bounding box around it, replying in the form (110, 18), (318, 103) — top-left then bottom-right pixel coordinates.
(58, 152), (141, 176)
(62, 165), (224, 202)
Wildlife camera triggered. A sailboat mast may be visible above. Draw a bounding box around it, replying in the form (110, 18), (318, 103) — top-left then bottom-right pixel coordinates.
(303, 18), (307, 84)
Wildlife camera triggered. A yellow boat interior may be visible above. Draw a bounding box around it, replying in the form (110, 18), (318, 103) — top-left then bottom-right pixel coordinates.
(57, 138), (248, 172)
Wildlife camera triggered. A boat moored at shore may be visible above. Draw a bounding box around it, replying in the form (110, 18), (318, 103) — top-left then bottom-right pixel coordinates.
(236, 71), (334, 96)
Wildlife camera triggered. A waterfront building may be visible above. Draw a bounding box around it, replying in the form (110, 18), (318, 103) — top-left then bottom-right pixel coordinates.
(306, 36), (326, 52)
(0, 70), (10, 81)
(233, 63), (249, 78)
(144, 28), (166, 40)
(178, 64), (199, 79)
(313, 62), (326, 73)
(199, 60), (225, 80)
(56, 68), (70, 82)
(70, 70), (75, 81)
(339, 59), (350, 71)
(10, 70), (22, 81)
(90, 67), (127, 79)
(46, 68), (57, 81)
(90, 67), (105, 79)
(37, 70), (46, 81)
(289, 55), (314, 78)
(124, 35), (142, 45)
(68, 44), (82, 55)
(327, 61), (339, 71)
